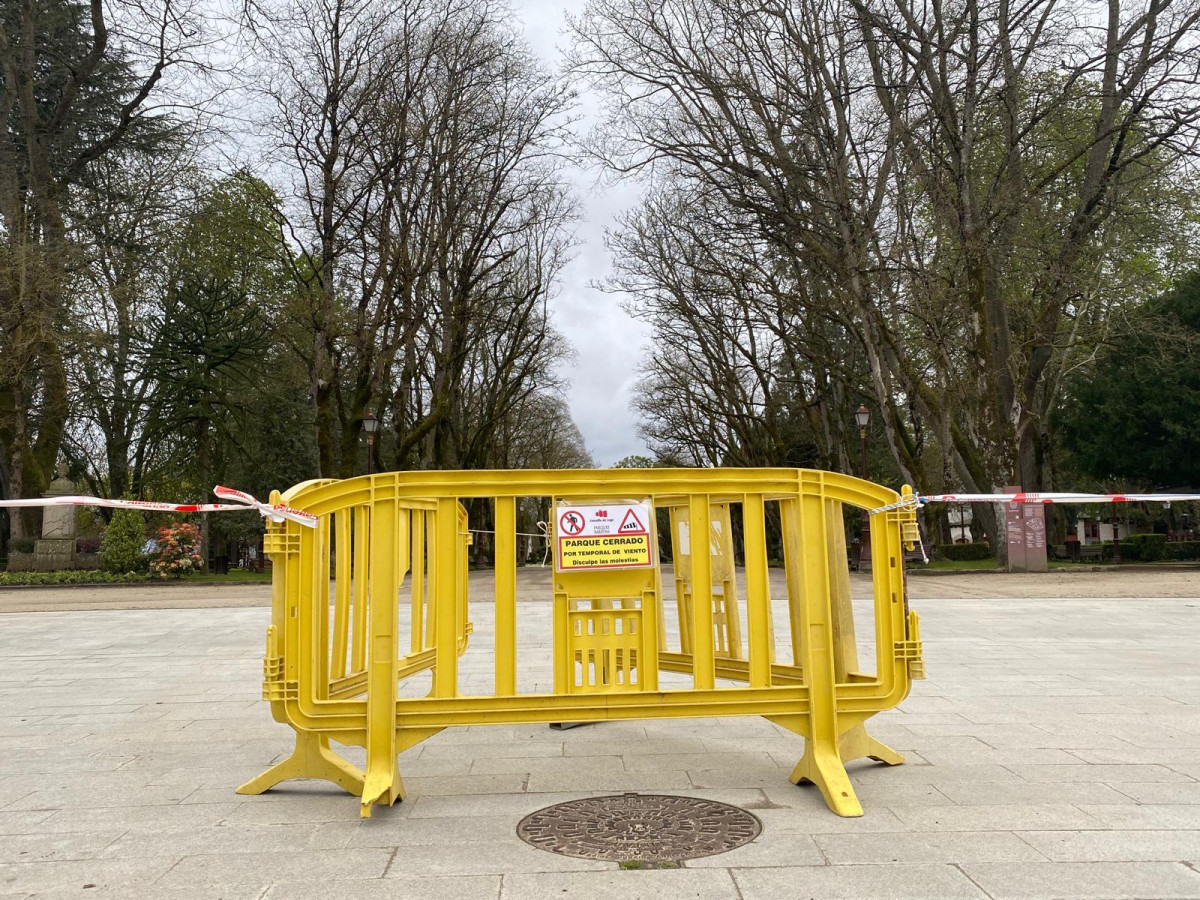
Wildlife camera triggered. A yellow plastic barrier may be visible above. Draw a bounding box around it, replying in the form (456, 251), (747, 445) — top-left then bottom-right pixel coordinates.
(238, 469), (924, 818)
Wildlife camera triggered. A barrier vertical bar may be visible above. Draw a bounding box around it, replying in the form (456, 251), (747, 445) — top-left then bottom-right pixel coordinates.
(670, 507), (692, 655)
(283, 510), (302, 691)
(425, 510), (438, 648)
(351, 506), (369, 673)
(495, 496), (517, 695)
(786, 487), (863, 817)
(552, 497), (570, 694)
(434, 497), (459, 698)
(641, 499), (661, 691)
(782, 498), (803, 667)
(826, 500), (858, 682)
(316, 516), (331, 699)
(712, 504), (743, 660)
(458, 505), (469, 650)
(688, 494), (715, 690)
(743, 493), (772, 688)
(362, 488), (403, 816)
(553, 586), (571, 694)
(640, 583), (660, 691)
(296, 521), (317, 701)
(410, 511), (425, 655)
(874, 500), (906, 690)
(332, 513), (351, 678)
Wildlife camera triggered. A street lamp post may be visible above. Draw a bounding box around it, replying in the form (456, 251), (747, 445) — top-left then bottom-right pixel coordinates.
(362, 413), (378, 476)
(855, 405), (870, 568)
(855, 405), (870, 480)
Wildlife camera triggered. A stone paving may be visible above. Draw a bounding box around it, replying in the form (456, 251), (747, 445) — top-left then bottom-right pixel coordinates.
(1, 570), (1200, 899)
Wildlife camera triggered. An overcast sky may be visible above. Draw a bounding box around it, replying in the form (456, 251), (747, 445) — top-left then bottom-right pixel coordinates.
(508, 0), (653, 467)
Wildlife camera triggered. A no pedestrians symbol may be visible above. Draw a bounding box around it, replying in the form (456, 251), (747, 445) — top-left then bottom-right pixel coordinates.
(559, 510), (586, 536)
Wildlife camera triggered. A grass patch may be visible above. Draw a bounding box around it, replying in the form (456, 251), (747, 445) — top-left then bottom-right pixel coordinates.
(178, 569), (272, 584)
(909, 558), (998, 572)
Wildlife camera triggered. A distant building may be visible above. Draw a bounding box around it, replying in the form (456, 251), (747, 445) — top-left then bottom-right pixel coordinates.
(1075, 519), (1114, 545)
(948, 505), (973, 543)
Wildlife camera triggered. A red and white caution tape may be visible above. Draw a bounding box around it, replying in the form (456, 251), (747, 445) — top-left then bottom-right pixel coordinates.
(0, 485), (317, 528)
(872, 491), (1200, 515)
(211, 485), (317, 527)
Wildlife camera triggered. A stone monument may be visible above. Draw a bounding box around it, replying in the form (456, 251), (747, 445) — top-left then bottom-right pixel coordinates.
(34, 465), (78, 571)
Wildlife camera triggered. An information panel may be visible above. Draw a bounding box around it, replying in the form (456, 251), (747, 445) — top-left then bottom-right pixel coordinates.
(1004, 483), (1048, 573)
(555, 501), (654, 571)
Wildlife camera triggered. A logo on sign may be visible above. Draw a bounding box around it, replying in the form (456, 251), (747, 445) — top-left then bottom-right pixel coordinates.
(619, 509), (646, 533)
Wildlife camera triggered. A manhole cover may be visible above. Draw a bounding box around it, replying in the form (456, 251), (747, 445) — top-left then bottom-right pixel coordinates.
(516, 793), (761, 863)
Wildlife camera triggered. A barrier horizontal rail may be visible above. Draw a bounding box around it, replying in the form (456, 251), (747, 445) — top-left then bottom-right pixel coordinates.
(237, 468), (927, 819)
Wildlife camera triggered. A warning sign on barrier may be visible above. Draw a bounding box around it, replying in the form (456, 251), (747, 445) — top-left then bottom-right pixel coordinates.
(555, 501), (654, 571)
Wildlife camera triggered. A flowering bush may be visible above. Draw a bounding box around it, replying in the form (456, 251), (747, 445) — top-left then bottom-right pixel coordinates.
(149, 523), (203, 579)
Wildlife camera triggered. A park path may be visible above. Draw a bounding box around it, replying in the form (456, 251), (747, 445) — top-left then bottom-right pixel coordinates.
(0, 569), (1198, 896)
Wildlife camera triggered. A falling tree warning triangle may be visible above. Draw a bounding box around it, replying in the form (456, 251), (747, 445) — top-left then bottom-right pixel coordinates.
(619, 509), (645, 533)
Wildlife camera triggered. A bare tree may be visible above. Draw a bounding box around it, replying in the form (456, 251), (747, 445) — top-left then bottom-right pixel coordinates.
(854, 0), (1200, 492)
(246, 0), (430, 475)
(571, 0), (1200, 551)
(252, 0), (578, 478)
(612, 186), (860, 470)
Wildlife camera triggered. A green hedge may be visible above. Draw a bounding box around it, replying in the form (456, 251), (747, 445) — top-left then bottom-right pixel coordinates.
(1165, 541), (1200, 561)
(0, 570), (150, 586)
(938, 542), (992, 561)
(1122, 533), (1167, 562)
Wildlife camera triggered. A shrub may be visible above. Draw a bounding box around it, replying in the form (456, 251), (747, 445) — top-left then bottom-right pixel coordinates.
(149, 523), (203, 579)
(9, 538), (35, 554)
(0, 570), (149, 586)
(1097, 541), (1136, 562)
(1122, 533), (1167, 562)
(75, 538), (101, 554)
(1164, 540), (1200, 561)
(937, 542), (992, 561)
(99, 508), (148, 573)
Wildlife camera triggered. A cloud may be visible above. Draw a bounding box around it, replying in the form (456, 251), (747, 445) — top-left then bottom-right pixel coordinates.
(513, 0), (654, 466)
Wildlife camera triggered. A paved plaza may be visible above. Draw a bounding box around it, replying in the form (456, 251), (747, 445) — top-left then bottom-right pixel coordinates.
(1, 569), (1200, 899)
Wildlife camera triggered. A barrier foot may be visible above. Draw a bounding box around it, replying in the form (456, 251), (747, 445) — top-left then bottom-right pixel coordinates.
(768, 714), (864, 818)
(359, 728), (442, 819)
(360, 760), (404, 819)
(237, 733), (365, 797)
(839, 722), (905, 767)
(790, 737), (863, 818)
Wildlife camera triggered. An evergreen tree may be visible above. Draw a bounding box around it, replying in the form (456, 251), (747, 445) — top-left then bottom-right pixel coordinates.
(1057, 273), (1200, 488)
(98, 508), (147, 573)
